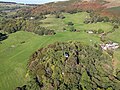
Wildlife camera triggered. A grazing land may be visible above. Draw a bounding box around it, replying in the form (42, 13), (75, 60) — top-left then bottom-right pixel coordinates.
(40, 12), (114, 32)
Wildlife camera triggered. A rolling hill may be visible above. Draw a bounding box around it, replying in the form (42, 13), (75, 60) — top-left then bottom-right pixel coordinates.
(0, 0), (120, 90)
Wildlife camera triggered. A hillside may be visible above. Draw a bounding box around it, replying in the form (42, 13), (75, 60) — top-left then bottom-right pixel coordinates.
(103, 0), (120, 8)
(82, 0), (120, 8)
(0, 1), (37, 12)
(18, 41), (120, 90)
(0, 0), (120, 90)
(28, 0), (120, 18)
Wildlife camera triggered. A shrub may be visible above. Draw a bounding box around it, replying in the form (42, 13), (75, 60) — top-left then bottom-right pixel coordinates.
(113, 25), (119, 29)
(69, 26), (76, 32)
(98, 29), (104, 34)
(0, 33), (8, 41)
(67, 22), (74, 26)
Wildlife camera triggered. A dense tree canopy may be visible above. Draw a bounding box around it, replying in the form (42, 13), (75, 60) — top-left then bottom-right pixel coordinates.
(17, 41), (120, 90)
(0, 18), (55, 36)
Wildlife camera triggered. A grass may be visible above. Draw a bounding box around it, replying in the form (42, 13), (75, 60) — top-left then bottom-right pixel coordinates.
(40, 12), (114, 32)
(114, 49), (120, 63)
(106, 28), (120, 43)
(112, 49), (120, 75)
(63, 12), (90, 25)
(63, 12), (113, 32)
(40, 14), (66, 31)
(0, 31), (100, 90)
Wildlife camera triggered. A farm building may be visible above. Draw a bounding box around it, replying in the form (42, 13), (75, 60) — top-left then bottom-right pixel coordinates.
(100, 42), (119, 50)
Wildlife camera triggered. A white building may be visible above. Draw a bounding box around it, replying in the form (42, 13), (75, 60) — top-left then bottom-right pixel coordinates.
(100, 43), (119, 50)
(87, 30), (94, 34)
(30, 17), (34, 20)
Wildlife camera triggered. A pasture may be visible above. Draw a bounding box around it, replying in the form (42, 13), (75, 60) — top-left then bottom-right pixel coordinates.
(40, 12), (114, 32)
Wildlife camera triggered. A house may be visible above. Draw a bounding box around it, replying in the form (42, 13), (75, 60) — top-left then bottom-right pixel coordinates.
(87, 30), (94, 34)
(30, 17), (34, 20)
(100, 42), (119, 50)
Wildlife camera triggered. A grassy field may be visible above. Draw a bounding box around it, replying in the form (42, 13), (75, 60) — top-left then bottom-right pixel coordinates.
(106, 28), (120, 43)
(63, 12), (113, 32)
(40, 12), (114, 32)
(40, 14), (66, 31)
(0, 31), (100, 90)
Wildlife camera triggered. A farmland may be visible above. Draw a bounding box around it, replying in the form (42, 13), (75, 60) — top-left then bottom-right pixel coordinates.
(40, 12), (114, 32)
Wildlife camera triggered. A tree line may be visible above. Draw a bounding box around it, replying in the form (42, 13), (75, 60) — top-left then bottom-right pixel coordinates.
(0, 18), (55, 36)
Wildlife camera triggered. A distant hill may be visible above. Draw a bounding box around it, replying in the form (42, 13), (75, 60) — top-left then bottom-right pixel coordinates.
(82, 0), (120, 8)
(0, 1), (17, 4)
(0, 1), (37, 12)
(30, 0), (103, 14)
(27, 0), (119, 18)
(103, 0), (120, 8)
(0, 1), (38, 5)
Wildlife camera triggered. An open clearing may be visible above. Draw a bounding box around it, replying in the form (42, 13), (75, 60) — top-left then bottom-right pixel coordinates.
(40, 12), (114, 32)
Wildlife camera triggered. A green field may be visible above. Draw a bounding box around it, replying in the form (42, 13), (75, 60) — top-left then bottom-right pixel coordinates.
(40, 14), (66, 31)
(0, 31), (100, 90)
(40, 12), (113, 32)
(106, 28), (120, 43)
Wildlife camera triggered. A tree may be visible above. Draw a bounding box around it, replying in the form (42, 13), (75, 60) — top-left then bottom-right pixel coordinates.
(67, 22), (74, 26)
(113, 25), (119, 29)
(97, 29), (104, 34)
(69, 26), (76, 32)
(0, 33), (8, 41)
(18, 41), (120, 90)
(103, 16), (109, 22)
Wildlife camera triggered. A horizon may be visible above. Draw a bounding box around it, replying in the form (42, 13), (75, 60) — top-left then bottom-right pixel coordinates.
(0, 0), (68, 4)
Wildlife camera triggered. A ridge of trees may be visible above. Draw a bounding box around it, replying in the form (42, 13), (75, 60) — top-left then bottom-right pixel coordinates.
(0, 18), (55, 36)
(16, 41), (120, 90)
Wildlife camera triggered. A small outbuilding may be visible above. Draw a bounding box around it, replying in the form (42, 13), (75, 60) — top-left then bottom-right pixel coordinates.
(86, 30), (94, 34)
(100, 42), (119, 50)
